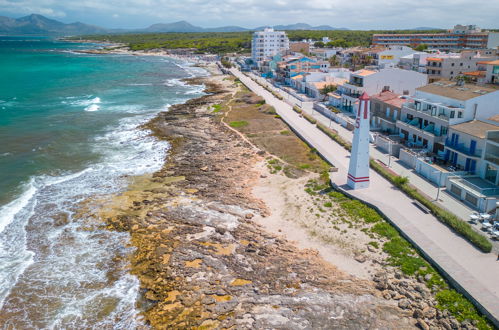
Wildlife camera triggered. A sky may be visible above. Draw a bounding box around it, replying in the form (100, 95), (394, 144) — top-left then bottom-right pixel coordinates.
(1, 0), (498, 30)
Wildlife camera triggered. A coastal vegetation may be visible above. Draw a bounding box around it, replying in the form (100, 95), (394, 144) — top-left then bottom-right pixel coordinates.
(76, 29), (444, 54)
(306, 181), (491, 329)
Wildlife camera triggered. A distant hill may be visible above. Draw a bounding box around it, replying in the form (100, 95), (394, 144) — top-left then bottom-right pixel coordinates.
(0, 14), (109, 35)
(0, 13), (350, 35)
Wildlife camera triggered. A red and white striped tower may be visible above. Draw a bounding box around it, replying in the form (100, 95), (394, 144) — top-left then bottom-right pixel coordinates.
(347, 92), (370, 189)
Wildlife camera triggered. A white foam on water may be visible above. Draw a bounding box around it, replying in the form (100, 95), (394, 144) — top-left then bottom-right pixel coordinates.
(164, 78), (186, 87)
(84, 104), (100, 112)
(0, 56), (206, 327)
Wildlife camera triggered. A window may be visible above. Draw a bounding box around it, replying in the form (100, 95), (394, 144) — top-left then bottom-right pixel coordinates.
(460, 63), (463, 66)
(450, 71), (454, 75)
(441, 126), (448, 136)
(451, 63), (455, 67)
(458, 112), (463, 118)
(450, 111), (455, 118)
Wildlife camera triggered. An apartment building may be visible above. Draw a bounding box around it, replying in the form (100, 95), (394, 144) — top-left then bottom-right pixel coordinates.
(251, 28), (289, 67)
(376, 45), (419, 68)
(426, 51), (497, 82)
(396, 81), (499, 153)
(399, 52), (431, 72)
(370, 90), (407, 133)
(372, 24), (499, 51)
(335, 68), (427, 112)
(444, 120), (499, 211)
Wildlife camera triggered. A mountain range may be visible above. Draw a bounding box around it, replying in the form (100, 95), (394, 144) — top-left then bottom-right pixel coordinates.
(0, 14), (445, 36)
(0, 14), (352, 35)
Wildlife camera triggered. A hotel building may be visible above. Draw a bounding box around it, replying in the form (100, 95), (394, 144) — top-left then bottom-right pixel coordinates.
(372, 25), (499, 51)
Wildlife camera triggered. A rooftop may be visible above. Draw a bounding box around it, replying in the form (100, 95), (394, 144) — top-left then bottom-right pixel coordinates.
(416, 81), (499, 101)
(354, 69), (376, 77)
(370, 90), (408, 108)
(450, 120), (499, 139)
(484, 59), (499, 65)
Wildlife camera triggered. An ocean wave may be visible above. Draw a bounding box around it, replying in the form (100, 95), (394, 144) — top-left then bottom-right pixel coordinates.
(164, 78), (186, 87)
(85, 104), (100, 112)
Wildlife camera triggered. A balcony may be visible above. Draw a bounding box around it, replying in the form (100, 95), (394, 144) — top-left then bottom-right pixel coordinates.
(396, 120), (445, 143)
(445, 139), (482, 158)
(485, 153), (499, 166)
(449, 176), (499, 197)
(403, 103), (450, 122)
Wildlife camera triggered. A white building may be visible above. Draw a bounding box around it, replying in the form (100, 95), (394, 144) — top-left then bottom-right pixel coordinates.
(251, 28), (289, 67)
(376, 45), (420, 68)
(443, 120), (499, 212)
(335, 68), (427, 113)
(399, 52), (431, 73)
(396, 81), (499, 153)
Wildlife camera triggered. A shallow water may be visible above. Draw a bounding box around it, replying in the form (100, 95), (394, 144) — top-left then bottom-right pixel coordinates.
(0, 36), (207, 328)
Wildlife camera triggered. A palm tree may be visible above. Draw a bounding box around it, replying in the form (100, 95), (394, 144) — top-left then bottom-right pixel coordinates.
(328, 54), (339, 67)
(320, 85), (337, 101)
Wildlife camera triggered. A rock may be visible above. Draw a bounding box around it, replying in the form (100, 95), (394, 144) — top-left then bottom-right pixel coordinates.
(260, 174), (267, 178)
(414, 284), (427, 293)
(354, 254), (367, 263)
(245, 213), (254, 219)
(449, 318), (460, 329)
(399, 280), (409, 288)
(417, 319), (430, 330)
(422, 306), (437, 319)
(382, 290), (391, 300)
(200, 166), (209, 171)
(375, 281), (388, 290)
(413, 309), (424, 319)
(367, 245), (376, 253)
(439, 319), (452, 330)
(398, 299), (410, 309)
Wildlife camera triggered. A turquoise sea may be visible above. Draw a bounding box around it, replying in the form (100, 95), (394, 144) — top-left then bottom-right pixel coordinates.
(0, 36), (206, 327)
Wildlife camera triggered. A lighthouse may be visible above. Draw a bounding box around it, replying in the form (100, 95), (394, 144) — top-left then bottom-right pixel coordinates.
(347, 92), (370, 189)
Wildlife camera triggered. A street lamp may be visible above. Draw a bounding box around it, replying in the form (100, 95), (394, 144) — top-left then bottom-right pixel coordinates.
(388, 139), (392, 168)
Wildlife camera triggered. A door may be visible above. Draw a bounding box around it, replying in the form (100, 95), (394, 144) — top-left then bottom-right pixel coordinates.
(469, 140), (476, 155)
(465, 158), (471, 171)
(470, 160), (477, 174)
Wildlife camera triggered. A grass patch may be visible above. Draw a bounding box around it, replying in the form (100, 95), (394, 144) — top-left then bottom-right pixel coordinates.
(279, 129), (291, 135)
(298, 163), (310, 169)
(212, 104), (222, 113)
(229, 121), (249, 128)
(323, 201), (332, 208)
(368, 241), (379, 249)
(435, 290), (490, 329)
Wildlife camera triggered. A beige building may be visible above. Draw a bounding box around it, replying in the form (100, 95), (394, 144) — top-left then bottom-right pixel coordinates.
(370, 90), (407, 134)
(426, 51), (498, 82)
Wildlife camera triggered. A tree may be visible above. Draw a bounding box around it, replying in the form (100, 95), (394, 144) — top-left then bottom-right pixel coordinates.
(320, 85), (337, 101)
(414, 43), (428, 51)
(326, 38), (349, 48)
(351, 53), (360, 71)
(328, 54), (340, 67)
(314, 41), (325, 48)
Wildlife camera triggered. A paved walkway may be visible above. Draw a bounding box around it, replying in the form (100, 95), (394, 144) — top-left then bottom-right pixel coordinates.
(232, 68), (499, 324)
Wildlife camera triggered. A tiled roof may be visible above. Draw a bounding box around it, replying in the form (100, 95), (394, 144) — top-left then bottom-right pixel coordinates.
(450, 120), (499, 139)
(463, 71), (486, 77)
(484, 59), (499, 65)
(370, 90), (407, 108)
(427, 57), (443, 62)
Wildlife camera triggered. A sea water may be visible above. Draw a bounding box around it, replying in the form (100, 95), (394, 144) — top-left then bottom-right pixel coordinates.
(0, 36), (207, 328)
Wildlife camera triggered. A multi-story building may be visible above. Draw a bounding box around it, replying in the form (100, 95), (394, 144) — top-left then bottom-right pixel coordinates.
(372, 24), (499, 51)
(335, 68), (427, 112)
(251, 28), (289, 67)
(399, 52), (431, 72)
(376, 45), (419, 68)
(396, 81), (499, 153)
(425, 51), (497, 82)
(483, 60), (499, 85)
(444, 120), (499, 211)
(370, 90), (407, 133)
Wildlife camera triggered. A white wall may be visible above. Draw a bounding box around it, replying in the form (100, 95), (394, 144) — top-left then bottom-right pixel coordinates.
(364, 68), (428, 95)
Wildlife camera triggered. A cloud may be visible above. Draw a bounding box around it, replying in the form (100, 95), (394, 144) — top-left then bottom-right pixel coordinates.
(0, 0), (498, 29)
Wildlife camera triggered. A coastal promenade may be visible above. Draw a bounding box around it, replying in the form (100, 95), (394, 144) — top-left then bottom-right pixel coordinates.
(230, 67), (499, 324)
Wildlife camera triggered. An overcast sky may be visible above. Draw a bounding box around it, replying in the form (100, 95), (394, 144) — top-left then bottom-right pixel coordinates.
(1, 0), (498, 30)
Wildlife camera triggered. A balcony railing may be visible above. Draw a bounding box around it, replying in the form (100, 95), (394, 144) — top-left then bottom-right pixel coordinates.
(449, 176), (499, 197)
(484, 153), (499, 166)
(445, 139), (482, 157)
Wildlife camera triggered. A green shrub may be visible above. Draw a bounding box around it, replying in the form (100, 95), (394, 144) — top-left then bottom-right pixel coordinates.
(316, 123), (351, 151)
(293, 105), (303, 114)
(303, 113), (317, 124)
(280, 130), (291, 135)
(229, 121), (249, 128)
(298, 163), (310, 169)
(368, 241), (379, 249)
(323, 201), (333, 208)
